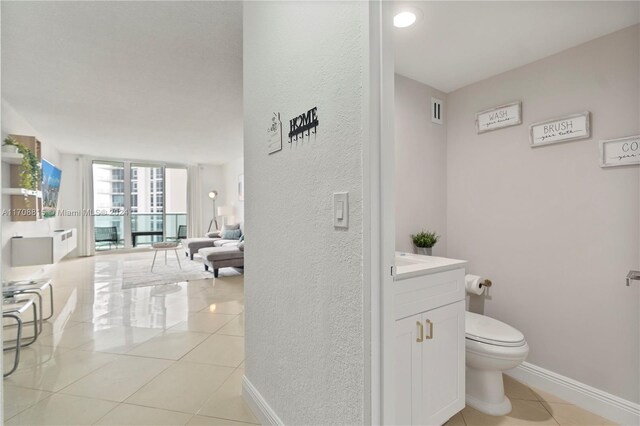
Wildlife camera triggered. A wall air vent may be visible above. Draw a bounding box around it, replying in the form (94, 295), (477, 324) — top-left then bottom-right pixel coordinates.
(431, 97), (443, 125)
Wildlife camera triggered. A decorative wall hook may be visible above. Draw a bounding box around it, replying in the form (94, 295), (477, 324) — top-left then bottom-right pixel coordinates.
(288, 107), (318, 143)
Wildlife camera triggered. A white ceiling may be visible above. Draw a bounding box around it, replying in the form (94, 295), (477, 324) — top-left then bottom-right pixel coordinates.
(2, 1), (242, 165)
(394, 1), (640, 93)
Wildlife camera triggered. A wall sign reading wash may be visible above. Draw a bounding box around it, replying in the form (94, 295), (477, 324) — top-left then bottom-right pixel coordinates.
(289, 107), (318, 143)
(476, 101), (522, 134)
(600, 135), (640, 167)
(530, 112), (590, 147)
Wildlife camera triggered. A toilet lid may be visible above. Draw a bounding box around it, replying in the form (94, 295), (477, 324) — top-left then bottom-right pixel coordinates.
(465, 311), (525, 347)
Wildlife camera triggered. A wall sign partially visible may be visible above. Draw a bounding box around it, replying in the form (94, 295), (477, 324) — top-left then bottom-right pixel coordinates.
(268, 112), (283, 155)
(289, 107), (318, 143)
(476, 101), (522, 134)
(530, 112), (590, 147)
(600, 135), (640, 168)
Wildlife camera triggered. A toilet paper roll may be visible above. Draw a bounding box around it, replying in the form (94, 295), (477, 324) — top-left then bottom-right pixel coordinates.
(465, 274), (485, 296)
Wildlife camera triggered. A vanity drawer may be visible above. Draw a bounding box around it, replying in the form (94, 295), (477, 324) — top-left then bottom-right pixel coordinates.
(395, 268), (465, 320)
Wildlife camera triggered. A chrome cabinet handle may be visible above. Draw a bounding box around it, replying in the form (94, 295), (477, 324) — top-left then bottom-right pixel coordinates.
(425, 319), (434, 340)
(627, 270), (640, 286)
(416, 321), (424, 343)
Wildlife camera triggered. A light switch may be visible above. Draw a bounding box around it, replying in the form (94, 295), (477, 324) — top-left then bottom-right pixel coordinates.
(334, 192), (348, 228)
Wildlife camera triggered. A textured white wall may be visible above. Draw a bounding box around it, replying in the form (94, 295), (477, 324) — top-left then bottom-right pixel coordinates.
(222, 157), (244, 224)
(447, 25), (639, 403)
(1, 99), (63, 281)
(243, 2), (368, 424)
(395, 75), (448, 255)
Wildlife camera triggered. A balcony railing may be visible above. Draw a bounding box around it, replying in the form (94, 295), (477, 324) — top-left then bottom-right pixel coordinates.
(94, 213), (187, 250)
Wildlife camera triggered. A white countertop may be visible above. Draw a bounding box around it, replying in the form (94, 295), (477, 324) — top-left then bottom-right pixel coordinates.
(394, 252), (467, 281)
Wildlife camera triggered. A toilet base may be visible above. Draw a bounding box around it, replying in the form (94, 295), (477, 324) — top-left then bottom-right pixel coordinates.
(465, 367), (513, 416)
(465, 393), (512, 416)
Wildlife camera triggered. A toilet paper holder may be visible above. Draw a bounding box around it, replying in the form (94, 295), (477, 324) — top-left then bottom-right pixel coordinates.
(480, 279), (492, 288)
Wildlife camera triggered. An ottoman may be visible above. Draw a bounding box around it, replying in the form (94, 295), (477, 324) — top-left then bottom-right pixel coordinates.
(183, 237), (219, 260)
(198, 246), (244, 278)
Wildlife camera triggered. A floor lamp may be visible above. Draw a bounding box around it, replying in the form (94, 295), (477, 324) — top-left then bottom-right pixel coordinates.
(207, 190), (219, 232)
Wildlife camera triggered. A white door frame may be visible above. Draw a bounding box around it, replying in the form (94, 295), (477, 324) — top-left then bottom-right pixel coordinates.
(367, 1), (396, 424)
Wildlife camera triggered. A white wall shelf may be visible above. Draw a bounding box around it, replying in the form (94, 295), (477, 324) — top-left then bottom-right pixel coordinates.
(1, 152), (24, 165)
(11, 229), (77, 266)
(2, 188), (42, 197)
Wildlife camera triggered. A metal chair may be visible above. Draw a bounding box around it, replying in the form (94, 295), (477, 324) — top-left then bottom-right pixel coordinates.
(177, 225), (187, 240)
(3, 296), (39, 377)
(95, 226), (118, 250)
(3, 279), (54, 327)
(168, 225), (187, 242)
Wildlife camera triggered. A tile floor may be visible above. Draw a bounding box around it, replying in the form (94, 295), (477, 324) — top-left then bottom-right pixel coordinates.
(3, 252), (257, 426)
(446, 375), (616, 426)
(3, 252), (616, 425)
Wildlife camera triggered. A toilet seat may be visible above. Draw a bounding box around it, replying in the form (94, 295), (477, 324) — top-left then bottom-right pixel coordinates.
(465, 311), (526, 347)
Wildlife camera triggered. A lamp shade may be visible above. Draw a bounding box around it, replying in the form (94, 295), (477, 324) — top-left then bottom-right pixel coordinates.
(208, 190), (218, 199)
(217, 205), (233, 216)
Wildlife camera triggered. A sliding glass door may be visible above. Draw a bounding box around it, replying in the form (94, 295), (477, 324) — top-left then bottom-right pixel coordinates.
(131, 164), (165, 247)
(92, 161), (187, 251)
(165, 167), (188, 241)
(93, 161), (126, 250)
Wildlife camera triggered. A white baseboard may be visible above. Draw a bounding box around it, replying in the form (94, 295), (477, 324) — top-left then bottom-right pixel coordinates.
(242, 375), (284, 426)
(506, 362), (640, 425)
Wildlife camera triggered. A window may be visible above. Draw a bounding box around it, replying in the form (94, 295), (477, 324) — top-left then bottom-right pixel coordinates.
(93, 162), (186, 249)
(112, 195), (124, 207)
(111, 169), (124, 181)
(111, 182), (124, 194)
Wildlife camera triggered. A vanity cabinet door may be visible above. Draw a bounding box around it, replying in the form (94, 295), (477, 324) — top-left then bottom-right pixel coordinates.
(420, 300), (466, 426)
(395, 314), (423, 425)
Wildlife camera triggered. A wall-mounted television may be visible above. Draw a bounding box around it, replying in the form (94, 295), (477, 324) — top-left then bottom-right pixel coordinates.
(42, 159), (62, 218)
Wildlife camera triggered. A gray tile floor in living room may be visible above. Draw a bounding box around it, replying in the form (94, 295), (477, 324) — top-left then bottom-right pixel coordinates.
(3, 252), (614, 425)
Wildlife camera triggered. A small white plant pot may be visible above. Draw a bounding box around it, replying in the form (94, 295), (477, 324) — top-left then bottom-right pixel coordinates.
(2, 145), (18, 154)
(414, 246), (432, 256)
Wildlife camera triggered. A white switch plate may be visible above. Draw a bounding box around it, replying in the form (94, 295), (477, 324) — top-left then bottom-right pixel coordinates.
(333, 192), (348, 228)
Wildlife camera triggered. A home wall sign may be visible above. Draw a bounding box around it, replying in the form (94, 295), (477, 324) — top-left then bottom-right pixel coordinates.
(530, 112), (590, 147)
(268, 112), (283, 155)
(600, 135), (640, 168)
(476, 101), (522, 134)
(289, 107), (318, 143)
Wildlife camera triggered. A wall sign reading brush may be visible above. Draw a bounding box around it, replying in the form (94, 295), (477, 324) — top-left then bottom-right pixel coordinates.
(476, 101), (522, 134)
(530, 112), (591, 147)
(289, 107), (318, 143)
(600, 135), (640, 168)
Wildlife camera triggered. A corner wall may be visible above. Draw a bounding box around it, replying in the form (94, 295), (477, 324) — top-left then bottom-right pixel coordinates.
(1, 99), (63, 281)
(395, 75), (447, 255)
(243, 2), (369, 423)
(446, 25), (640, 403)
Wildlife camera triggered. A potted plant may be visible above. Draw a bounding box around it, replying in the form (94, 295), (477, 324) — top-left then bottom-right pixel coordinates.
(411, 230), (439, 255)
(3, 136), (41, 190)
(2, 139), (18, 153)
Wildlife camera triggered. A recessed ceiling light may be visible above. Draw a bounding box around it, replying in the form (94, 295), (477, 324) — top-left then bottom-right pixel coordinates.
(394, 11), (417, 28)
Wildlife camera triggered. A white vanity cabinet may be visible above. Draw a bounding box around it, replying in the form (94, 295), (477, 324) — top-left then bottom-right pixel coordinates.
(394, 254), (467, 426)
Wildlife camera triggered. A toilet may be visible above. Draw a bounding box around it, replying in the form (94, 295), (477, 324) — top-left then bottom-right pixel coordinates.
(465, 311), (529, 416)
